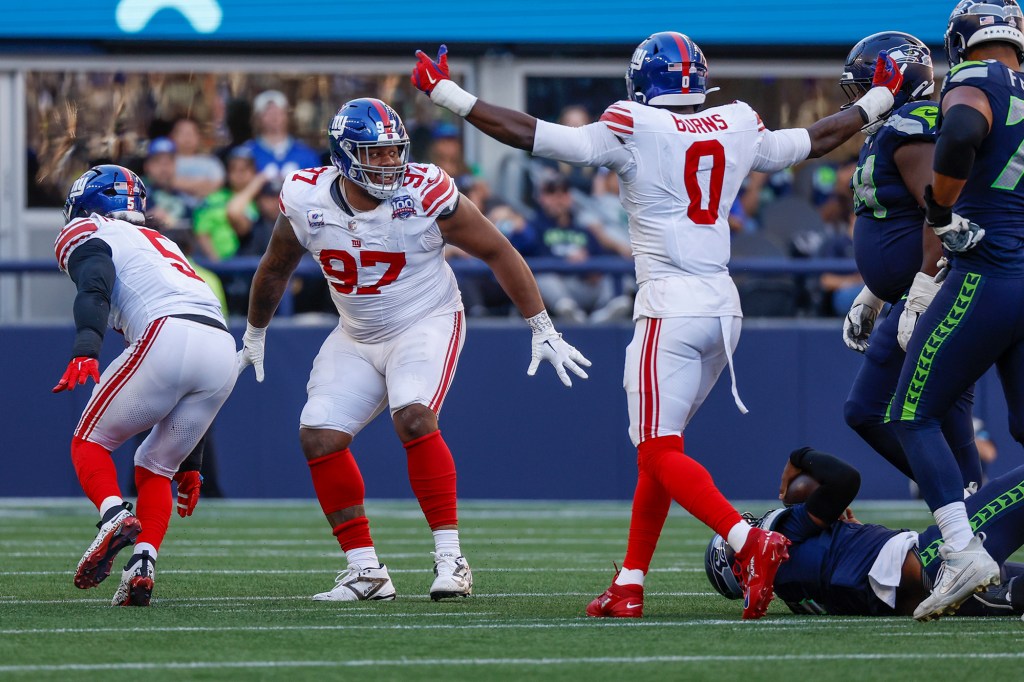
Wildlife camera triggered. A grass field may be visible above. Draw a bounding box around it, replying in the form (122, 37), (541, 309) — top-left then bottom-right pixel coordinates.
(1, 499), (1023, 681)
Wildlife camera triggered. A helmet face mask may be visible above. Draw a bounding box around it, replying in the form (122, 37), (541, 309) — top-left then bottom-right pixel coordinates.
(626, 32), (717, 108)
(63, 165), (147, 225)
(329, 98), (410, 200)
(838, 31), (935, 133)
(945, 0), (1024, 68)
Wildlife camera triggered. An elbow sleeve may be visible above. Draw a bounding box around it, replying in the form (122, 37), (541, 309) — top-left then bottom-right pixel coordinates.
(790, 447), (861, 522)
(934, 104), (990, 180)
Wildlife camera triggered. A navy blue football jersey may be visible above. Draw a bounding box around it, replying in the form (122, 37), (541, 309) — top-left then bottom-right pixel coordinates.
(851, 101), (938, 303)
(770, 505), (902, 616)
(941, 60), (1024, 276)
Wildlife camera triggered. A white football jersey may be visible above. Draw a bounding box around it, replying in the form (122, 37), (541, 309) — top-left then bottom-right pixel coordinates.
(533, 99), (810, 319)
(280, 164), (463, 343)
(55, 214), (225, 344)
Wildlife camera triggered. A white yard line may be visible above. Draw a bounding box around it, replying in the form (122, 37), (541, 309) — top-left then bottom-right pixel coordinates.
(3, 652), (1023, 673)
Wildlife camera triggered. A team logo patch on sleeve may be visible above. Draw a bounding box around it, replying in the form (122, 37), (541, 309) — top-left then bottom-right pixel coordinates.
(391, 195), (416, 220)
(307, 209), (325, 227)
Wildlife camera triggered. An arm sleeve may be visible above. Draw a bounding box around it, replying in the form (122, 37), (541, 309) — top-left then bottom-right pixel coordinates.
(178, 432), (206, 473)
(751, 128), (812, 173)
(933, 104), (990, 180)
(789, 447), (861, 524)
(66, 239), (115, 359)
(532, 120), (633, 172)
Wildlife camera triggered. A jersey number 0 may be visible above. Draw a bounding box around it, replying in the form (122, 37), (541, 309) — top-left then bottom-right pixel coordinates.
(684, 140), (726, 226)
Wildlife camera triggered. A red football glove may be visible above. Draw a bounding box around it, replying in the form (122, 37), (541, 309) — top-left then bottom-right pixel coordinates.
(173, 471), (203, 518)
(872, 49), (905, 97)
(52, 357), (100, 393)
(411, 44), (450, 95)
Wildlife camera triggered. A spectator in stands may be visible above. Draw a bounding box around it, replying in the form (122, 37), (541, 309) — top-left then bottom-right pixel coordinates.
(246, 180), (281, 257)
(521, 175), (626, 322)
(142, 137), (194, 232)
(241, 90), (321, 182)
(428, 122), (471, 181)
(816, 216), (862, 316)
(170, 117), (225, 200)
(193, 146), (263, 262)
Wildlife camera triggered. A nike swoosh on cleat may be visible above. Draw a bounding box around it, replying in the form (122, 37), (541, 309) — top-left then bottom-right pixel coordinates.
(625, 602), (641, 609)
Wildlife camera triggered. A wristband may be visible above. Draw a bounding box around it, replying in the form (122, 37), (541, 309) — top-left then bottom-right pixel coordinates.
(526, 310), (555, 335)
(430, 80), (479, 118)
(923, 185), (953, 227)
(853, 87), (895, 125)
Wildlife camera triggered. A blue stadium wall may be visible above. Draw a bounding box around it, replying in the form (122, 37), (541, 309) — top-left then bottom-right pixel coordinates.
(3, 321), (1018, 500)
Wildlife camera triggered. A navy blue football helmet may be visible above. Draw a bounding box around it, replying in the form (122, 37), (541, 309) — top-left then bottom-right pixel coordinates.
(705, 533), (743, 600)
(328, 98), (410, 200)
(63, 164), (147, 225)
(840, 32), (935, 113)
(626, 32), (717, 107)
(945, 0), (1024, 67)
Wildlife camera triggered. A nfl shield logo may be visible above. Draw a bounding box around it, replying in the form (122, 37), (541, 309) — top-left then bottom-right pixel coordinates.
(391, 195), (416, 220)
(307, 209), (325, 227)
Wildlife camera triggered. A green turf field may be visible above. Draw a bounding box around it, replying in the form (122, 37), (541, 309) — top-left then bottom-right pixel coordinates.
(1, 499), (1022, 681)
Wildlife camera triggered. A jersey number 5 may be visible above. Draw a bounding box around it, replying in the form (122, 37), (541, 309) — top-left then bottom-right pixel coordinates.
(138, 228), (204, 282)
(684, 140), (726, 226)
(319, 250), (407, 295)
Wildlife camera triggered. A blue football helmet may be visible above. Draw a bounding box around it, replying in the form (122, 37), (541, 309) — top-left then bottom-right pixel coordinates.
(840, 31), (935, 113)
(705, 534), (742, 600)
(63, 164), (147, 225)
(946, 0), (1024, 68)
(328, 98), (410, 200)
(626, 32), (717, 107)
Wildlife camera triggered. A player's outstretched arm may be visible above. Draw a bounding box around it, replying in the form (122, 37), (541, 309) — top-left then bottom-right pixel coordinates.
(806, 52), (905, 158)
(412, 45), (537, 151)
(439, 196), (591, 387)
(239, 213), (305, 381)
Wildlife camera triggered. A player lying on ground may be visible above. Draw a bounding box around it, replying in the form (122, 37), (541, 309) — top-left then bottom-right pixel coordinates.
(705, 446), (1024, 618)
(411, 32), (905, 618)
(54, 165), (236, 606)
(838, 31), (982, 493)
(238, 97), (590, 601)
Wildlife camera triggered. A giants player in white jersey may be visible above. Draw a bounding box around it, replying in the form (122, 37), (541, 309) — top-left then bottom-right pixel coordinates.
(412, 33), (907, 619)
(237, 98), (589, 601)
(53, 165), (237, 606)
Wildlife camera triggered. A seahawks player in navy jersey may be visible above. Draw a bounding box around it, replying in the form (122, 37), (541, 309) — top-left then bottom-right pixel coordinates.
(704, 446), (1024, 618)
(840, 32), (982, 490)
(889, 0), (1024, 621)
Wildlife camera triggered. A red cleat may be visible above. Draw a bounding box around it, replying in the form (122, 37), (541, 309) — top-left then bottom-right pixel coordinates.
(586, 580), (644, 618)
(734, 527), (791, 620)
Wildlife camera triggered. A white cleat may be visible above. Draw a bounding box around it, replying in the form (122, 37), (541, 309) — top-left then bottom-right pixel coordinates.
(74, 504), (141, 589)
(914, 533), (1001, 622)
(430, 552), (473, 600)
(313, 564), (396, 602)
(111, 550), (156, 607)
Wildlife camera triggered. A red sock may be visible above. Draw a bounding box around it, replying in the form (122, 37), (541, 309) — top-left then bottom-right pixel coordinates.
(638, 435), (742, 538)
(622, 461), (671, 573)
(70, 437), (121, 510)
(307, 449), (365, 517)
(332, 517), (374, 552)
(404, 430), (458, 529)
(135, 466), (172, 551)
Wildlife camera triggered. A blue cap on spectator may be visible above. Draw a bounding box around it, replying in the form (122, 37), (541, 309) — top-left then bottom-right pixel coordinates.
(431, 122), (460, 140)
(227, 145), (255, 162)
(148, 137), (176, 156)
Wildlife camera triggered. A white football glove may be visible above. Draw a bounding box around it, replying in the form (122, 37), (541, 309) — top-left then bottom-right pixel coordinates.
(924, 185), (985, 254)
(525, 311), (591, 387)
(897, 272), (943, 351)
(843, 286), (885, 353)
(237, 322), (267, 382)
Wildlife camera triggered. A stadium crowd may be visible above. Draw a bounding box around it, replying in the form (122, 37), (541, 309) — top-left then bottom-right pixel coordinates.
(28, 72), (864, 320)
